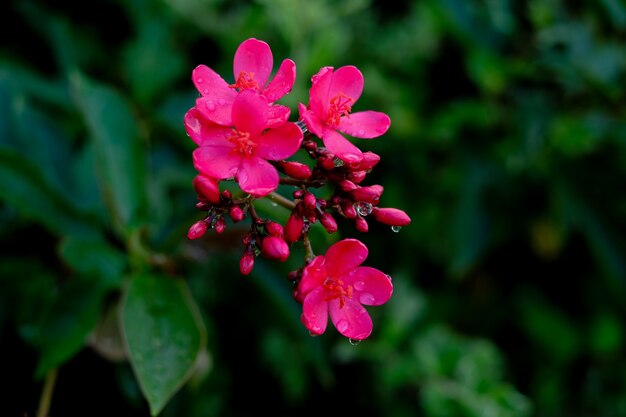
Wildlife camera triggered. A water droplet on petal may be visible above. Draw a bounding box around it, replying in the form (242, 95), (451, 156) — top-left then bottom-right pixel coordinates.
(391, 225), (402, 233)
(355, 202), (373, 216)
(217, 98), (226, 105)
(336, 319), (349, 333)
(203, 89), (210, 95)
(354, 281), (366, 291)
(357, 129), (365, 136)
(359, 292), (375, 304)
(349, 338), (362, 346)
(197, 77), (204, 83)
(309, 331), (319, 337)
(207, 101), (216, 111)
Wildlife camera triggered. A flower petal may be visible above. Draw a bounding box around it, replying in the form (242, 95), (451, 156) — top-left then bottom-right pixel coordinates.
(322, 128), (363, 164)
(184, 108), (233, 147)
(267, 104), (291, 128)
(192, 64), (233, 98)
(338, 111), (390, 138)
(237, 156), (279, 197)
(256, 122), (303, 160)
(345, 267), (393, 306)
(329, 66), (363, 105)
(329, 297), (373, 340)
(297, 256), (327, 298)
(324, 238), (368, 277)
(233, 38), (273, 88)
(232, 90), (269, 136)
(301, 287), (329, 336)
(196, 96), (234, 127)
(263, 59), (296, 103)
(309, 66), (333, 118)
(193, 146), (239, 179)
(298, 103), (324, 137)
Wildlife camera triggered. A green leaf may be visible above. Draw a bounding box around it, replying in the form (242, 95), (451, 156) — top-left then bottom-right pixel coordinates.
(71, 72), (148, 235)
(122, 274), (206, 416)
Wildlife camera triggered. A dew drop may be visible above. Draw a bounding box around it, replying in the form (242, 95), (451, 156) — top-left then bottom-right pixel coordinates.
(357, 129), (365, 136)
(217, 98), (226, 105)
(309, 331), (319, 337)
(353, 280), (366, 291)
(359, 292), (375, 304)
(355, 202), (373, 216)
(203, 88), (210, 95)
(349, 338), (362, 346)
(391, 225), (402, 233)
(196, 77), (204, 83)
(336, 319), (349, 333)
(207, 101), (216, 111)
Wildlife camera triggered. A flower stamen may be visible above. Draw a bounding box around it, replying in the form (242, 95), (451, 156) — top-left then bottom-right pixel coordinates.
(229, 129), (256, 156)
(230, 71), (260, 91)
(323, 277), (353, 308)
(326, 94), (353, 128)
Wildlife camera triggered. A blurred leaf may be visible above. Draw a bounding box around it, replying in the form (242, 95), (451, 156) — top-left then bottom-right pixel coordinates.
(71, 72), (148, 235)
(122, 274), (206, 416)
(589, 312), (623, 355)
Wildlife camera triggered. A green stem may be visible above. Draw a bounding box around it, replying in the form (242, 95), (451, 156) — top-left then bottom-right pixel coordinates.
(37, 368), (58, 417)
(267, 191), (296, 211)
(303, 232), (315, 262)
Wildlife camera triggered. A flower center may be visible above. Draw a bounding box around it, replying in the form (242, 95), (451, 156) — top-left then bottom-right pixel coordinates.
(229, 129), (256, 156)
(230, 71), (260, 91)
(325, 94), (353, 128)
(323, 277), (353, 308)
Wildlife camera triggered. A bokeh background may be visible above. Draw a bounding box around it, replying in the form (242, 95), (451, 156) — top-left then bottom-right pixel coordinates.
(2, 0), (626, 416)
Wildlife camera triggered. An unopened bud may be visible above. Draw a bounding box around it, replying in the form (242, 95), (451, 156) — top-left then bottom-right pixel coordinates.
(229, 206), (245, 223)
(350, 184), (384, 204)
(240, 249), (255, 275)
(347, 170), (367, 184)
(371, 207), (411, 227)
(214, 217), (226, 234)
(193, 175), (220, 204)
(340, 201), (358, 219)
(285, 210), (304, 243)
(338, 180), (357, 192)
(187, 220), (208, 240)
(354, 151), (380, 171)
(355, 216), (369, 233)
(276, 161), (312, 180)
(319, 212), (338, 234)
(261, 236), (290, 262)
(265, 221), (284, 237)
(303, 192), (317, 211)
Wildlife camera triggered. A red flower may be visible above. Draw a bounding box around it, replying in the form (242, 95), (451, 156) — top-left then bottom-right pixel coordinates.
(296, 239), (393, 340)
(192, 38), (295, 127)
(298, 66), (390, 164)
(186, 90), (302, 197)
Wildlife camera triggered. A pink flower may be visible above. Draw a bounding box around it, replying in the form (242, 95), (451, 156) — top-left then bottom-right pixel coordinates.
(192, 38), (295, 127)
(296, 239), (393, 340)
(186, 90), (303, 197)
(298, 66), (390, 164)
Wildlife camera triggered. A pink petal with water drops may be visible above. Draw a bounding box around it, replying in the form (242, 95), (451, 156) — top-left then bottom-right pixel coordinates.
(298, 104), (324, 137)
(256, 122), (303, 161)
(192, 64), (233, 98)
(267, 104), (291, 128)
(324, 238), (368, 277)
(231, 90), (269, 136)
(322, 128), (363, 164)
(346, 267), (393, 306)
(328, 297), (373, 340)
(309, 66), (333, 117)
(233, 38), (273, 88)
(328, 66), (364, 104)
(196, 96), (234, 127)
(298, 256), (327, 297)
(301, 287), (329, 336)
(237, 156), (279, 197)
(338, 111), (390, 139)
(263, 59), (296, 102)
(192, 146), (239, 180)
(184, 108), (233, 147)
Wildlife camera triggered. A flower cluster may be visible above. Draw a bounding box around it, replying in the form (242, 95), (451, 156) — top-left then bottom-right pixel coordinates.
(185, 38), (410, 340)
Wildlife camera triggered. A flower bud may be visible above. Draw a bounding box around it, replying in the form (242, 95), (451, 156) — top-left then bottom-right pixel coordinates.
(265, 221), (284, 237)
(187, 220), (208, 240)
(355, 216), (369, 233)
(193, 175), (220, 204)
(261, 236), (290, 262)
(354, 151), (380, 171)
(371, 207), (411, 227)
(214, 217), (226, 234)
(340, 201), (358, 219)
(350, 184), (384, 204)
(319, 212), (338, 234)
(285, 210), (304, 243)
(347, 170), (367, 184)
(338, 180), (357, 192)
(240, 249), (255, 275)
(276, 161), (312, 180)
(229, 206), (245, 223)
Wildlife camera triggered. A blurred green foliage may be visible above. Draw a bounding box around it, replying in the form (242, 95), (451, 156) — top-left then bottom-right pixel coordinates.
(1, 0), (626, 416)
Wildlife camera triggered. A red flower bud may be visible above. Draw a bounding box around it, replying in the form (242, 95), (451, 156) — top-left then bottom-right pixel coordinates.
(371, 207), (411, 227)
(319, 212), (338, 234)
(338, 180), (357, 192)
(285, 210), (304, 243)
(340, 201), (358, 219)
(193, 175), (220, 204)
(275, 161), (312, 180)
(354, 152), (380, 171)
(355, 216), (369, 233)
(214, 217), (226, 234)
(265, 221), (284, 237)
(240, 249), (255, 275)
(187, 220), (208, 240)
(303, 192), (317, 211)
(261, 236), (290, 262)
(229, 205), (245, 223)
(347, 170), (367, 184)
(350, 185), (384, 204)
